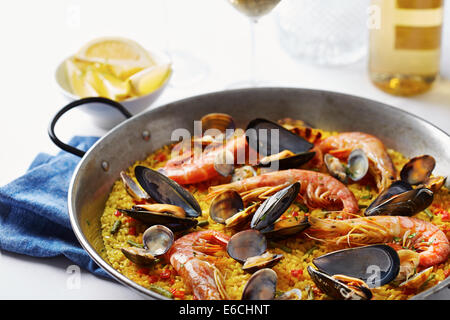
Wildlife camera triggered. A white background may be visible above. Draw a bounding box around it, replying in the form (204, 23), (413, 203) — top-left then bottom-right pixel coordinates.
(0, 0), (449, 299)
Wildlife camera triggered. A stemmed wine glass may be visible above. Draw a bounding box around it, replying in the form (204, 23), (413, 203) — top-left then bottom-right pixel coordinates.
(162, 0), (210, 88)
(226, 0), (282, 88)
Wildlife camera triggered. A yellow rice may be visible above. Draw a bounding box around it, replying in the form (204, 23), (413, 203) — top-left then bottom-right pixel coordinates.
(100, 130), (450, 300)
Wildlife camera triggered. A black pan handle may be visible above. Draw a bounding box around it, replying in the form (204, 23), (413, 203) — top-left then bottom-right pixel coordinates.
(48, 97), (133, 157)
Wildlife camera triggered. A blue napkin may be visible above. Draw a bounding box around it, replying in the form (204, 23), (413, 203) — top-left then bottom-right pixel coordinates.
(0, 136), (110, 278)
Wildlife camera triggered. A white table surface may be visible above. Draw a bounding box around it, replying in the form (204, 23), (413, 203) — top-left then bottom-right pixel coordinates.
(0, 0), (449, 299)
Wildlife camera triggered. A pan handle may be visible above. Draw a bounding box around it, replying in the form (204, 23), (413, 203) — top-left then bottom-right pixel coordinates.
(48, 97), (133, 157)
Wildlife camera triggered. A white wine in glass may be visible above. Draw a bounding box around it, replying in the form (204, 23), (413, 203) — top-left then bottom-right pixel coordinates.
(228, 0), (281, 21)
(226, 0), (282, 87)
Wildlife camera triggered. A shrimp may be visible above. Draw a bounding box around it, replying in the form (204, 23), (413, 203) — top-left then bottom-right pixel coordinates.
(160, 134), (257, 185)
(208, 169), (360, 215)
(165, 230), (230, 300)
(306, 216), (450, 267)
(318, 132), (396, 192)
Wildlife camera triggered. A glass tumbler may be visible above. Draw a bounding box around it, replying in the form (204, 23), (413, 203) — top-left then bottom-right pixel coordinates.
(275, 0), (370, 66)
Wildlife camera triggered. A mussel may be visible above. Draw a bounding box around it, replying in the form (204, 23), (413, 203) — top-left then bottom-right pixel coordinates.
(311, 245), (400, 288)
(209, 190), (245, 224)
(227, 229), (283, 272)
(121, 225), (174, 266)
(120, 171), (150, 201)
(241, 268), (278, 300)
(307, 267), (373, 300)
(251, 182), (300, 232)
(246, 119), (315, 170)
(135, 166), (201, 217)
(324, 149), (369, 183)
(400, 155), (435, 185)
(259, 216), (310, 239)
(242, 252), (283, 273)
(119, 205), (198, 232)
(365, 182), (433, 217)
(400, 154), (446, 192)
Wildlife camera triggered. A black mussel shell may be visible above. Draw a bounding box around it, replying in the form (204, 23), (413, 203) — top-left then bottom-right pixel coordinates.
(251, 182), (300, 231)
(258, 151), (316, 171)
(241, 268), (277, 300)
(365, 180), (412, 213)
(242, 253), (283, 273)
(227, 229), (267, 263)
(307, 266), (372, 300)
(135, 166), (201, 217)
(209, 190), (245, 224)
(246, 118), (313, 157)
(365, 187), (433, 217)
(260, 216), (310, 239)
(400, 155), (435, 185)
(119, 209), (198, 232)
(312, 245), (400, 287)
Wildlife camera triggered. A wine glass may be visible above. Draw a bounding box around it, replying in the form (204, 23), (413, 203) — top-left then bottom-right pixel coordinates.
(226, 0), (282, 88)
(162, 0), (211, 88)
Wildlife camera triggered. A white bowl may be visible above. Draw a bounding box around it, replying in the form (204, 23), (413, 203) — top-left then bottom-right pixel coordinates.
(55, 50), (172, 129)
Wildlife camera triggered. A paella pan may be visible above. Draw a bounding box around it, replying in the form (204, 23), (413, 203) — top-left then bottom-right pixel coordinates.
(49, 88), (450, 300)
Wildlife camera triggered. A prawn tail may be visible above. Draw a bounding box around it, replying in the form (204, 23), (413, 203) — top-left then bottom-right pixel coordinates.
(305, 216), (387, 247)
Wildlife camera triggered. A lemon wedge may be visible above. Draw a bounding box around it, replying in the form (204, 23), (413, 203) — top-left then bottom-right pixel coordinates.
(84, 67), (132, 101)
(75, 37), (154, 68)
(129, 63), (172, 96)
(64, 37), (170, 100)
(65, 59), (99, 98)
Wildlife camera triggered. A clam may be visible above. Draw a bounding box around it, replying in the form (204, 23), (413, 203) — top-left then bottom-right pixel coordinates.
(226, 229), (267, 263)
(213, 149), (235, 177)
(400, 155), (435, 185)
(324, 149), (369, 183)
(209, 190), (244, 224)
(246, 118), (315, 170)
(312, 245), (400, 288)
(324, 154), (347, 183)
(392, 249), (420, 285)
(135, 166), (201, 217)
(231, 165), (257, 182)
(308, 266), (373, 300)
(121, 225), (174, 266)
(251, 182), (300, 231)
(347, 149), (369, 181)
(120, 171), (150, 201)
(398, 266), (434, 290)
(119, 205), (197, 232)
(201, 112), (235, 139)
(241, 268), (278, 300)
(364, 186), (433, 217)
(275, 288), (302, 300)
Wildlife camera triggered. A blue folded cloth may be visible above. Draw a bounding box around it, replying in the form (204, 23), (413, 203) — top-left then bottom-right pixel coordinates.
(0, 136), (110, 278)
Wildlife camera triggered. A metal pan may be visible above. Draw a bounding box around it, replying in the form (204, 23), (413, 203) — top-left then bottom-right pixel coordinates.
(48, 88), (450, 300)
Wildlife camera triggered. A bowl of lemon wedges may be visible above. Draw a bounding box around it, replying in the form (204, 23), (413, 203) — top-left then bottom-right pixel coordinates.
(55, 37), (172, 129)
